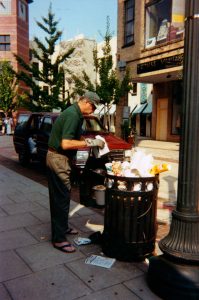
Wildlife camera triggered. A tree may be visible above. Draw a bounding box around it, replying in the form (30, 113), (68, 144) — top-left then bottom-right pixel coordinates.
(0, 61), (21, 114)
(71, 17), (131, 130)
(15, 4), (74, 112)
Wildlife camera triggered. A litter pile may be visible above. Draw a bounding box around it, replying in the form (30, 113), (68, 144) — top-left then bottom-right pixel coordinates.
(105, 149), (171, 178)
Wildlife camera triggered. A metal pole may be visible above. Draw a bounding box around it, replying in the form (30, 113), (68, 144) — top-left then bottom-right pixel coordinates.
(147, 1), (199, 298)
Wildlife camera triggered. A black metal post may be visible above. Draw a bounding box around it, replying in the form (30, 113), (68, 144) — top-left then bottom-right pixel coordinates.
(147, 1), (199, 299)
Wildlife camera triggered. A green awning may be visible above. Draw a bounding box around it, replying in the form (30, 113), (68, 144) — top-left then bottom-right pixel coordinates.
(132, 103), (147, 114)
(142, 99), (152, 114)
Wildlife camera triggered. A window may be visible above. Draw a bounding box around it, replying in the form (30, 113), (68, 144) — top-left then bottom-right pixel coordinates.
(43, 86), (49, 95)
(0, 35), (10, 51)
(145, 0), (185, 48)
(18, 0), (27, 21)
(32, 62), (39, 71)
(40, 117), (52, 134)
(130, 82), (137, 95)
(124, 0), (135, 46)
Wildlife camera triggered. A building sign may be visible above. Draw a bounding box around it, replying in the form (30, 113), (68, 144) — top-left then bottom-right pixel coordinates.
(137, 54), (183, 74)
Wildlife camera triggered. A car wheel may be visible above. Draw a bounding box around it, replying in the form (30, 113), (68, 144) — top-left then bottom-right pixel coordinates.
(18, 152), (30, 166)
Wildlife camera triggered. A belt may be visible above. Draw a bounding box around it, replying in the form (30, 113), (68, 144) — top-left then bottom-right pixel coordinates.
(48, 147), (58, 153)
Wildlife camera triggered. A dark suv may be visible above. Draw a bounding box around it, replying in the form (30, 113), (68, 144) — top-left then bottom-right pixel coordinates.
(13, 111), (132, 170)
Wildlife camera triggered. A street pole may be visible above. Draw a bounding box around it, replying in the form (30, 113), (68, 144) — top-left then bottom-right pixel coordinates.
(147, 1), (199, 299)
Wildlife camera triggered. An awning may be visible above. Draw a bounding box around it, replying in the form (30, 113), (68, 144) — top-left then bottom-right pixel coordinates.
(130, 104), (137, 114)
(142, 99), (152, 114)
(94, 104), (116, 116)
(132, 103), (147, 114)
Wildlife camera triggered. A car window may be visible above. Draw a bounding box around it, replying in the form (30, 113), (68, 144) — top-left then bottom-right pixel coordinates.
(40, 116), (52, 134)
(16, 114), (30, 129)
(82, 118), (105, 132)
(30, 116), (42, 131)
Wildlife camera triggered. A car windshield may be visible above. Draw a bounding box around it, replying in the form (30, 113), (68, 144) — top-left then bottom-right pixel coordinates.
(82, 118), (106, 132)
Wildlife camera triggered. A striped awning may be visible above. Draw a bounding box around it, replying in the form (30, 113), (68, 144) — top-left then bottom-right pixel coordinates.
(132, 103), (147, 114)
(142, 99), (152, 114)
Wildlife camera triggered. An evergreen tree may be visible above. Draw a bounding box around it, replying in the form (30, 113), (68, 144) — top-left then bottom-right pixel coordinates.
(71, 17), (131, 129)
(0, 61), (21, 114)
(15, 4), (74, 111)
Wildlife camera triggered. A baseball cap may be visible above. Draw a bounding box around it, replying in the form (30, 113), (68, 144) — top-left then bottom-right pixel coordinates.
(83, 91), (101, 107)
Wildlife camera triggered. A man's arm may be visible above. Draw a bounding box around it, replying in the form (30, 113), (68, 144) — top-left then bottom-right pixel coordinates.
(61, 139), (87, 150)
(61, 138), (105, 150)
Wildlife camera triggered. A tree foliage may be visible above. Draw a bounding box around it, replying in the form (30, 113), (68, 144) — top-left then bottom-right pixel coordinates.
(0, 61), (21, 114)
(71, 17), (131, 105)
(15, 4), (74, 111)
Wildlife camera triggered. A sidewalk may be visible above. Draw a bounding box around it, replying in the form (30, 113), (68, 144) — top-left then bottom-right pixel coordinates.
(0, 135), (178, 299)
(0, 163), (165, 300)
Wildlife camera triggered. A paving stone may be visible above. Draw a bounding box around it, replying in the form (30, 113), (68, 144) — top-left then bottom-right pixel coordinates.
(0, 283), (12, 300)
(78, 283), (140, 300)
(0, 228), (37, 251)
(8, 191), (49, 205)
(0, 195), (15, 205)
(16, 242), (84, 271)
(26, 223), (51, 242)
(75, 242), (103, 257)
(0, 213), (41, 232)
(69, 214), (104, 233)
(1, 201), (44, 215)
(30, 208), (50, 222)
(124, 275), (162, 300)
(69, 202), (96, 217)
(67, 258), (143, 291)
(0, 206), (7, 217)
(0, 250), (31, 282)
(5, 265), (91, 300)
(35, 196), (50, 209)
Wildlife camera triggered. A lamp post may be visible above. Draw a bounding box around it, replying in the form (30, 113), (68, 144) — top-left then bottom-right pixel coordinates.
(147, 1), (199, 299)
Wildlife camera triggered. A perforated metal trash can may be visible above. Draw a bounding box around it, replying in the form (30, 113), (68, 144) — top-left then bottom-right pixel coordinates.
(102, 174), (159, 261)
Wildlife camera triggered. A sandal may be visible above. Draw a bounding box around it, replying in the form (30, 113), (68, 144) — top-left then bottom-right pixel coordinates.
(53, 243), (76, 253)
(66, 228), (78, 235)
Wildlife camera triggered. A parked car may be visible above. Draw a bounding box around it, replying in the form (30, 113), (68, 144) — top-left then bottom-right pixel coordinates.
(13, 111), (132, 172)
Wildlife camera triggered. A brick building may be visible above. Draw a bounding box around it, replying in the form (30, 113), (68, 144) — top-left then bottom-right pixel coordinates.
(0, 0), (33, 81)
(117, 0), (185, 141)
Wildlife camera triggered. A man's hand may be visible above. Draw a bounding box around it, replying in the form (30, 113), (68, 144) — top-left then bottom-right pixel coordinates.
(85, 138), (105, 149)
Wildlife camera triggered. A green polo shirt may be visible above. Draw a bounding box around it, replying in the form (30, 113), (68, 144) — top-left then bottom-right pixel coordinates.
(48, 102), (83, 157)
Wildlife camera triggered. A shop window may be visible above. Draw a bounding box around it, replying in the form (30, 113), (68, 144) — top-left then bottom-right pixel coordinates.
(145, 0), (185, 49)
(0, 35), (10, 51)
(124, 0), (135, 46)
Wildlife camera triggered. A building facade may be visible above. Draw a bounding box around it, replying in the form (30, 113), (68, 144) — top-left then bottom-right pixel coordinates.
(0, 0), (32, 74)
(30, 35), (97, 106)
(117, 0), (185, 141)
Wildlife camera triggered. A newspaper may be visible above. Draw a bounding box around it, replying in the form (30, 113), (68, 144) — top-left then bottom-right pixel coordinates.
(92, 135), (110, 158)
(73, 237), (91, 246)
(85, 255), (116, 268)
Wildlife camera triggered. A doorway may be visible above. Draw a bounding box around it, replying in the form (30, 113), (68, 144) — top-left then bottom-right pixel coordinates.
(156, 98), (168, 140)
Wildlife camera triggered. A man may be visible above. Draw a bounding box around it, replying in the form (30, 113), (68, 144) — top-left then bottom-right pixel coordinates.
(46, 91), (105, 253)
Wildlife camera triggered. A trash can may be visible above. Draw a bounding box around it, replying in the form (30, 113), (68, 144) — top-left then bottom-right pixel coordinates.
(102, 173), (159, 261)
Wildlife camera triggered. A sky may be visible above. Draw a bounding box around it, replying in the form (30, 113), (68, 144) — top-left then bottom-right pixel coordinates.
(29, 0), (117, 43)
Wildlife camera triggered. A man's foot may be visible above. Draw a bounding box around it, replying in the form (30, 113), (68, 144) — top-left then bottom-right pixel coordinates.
(53, 241), (76, 253)
(66, 228), (78, 235)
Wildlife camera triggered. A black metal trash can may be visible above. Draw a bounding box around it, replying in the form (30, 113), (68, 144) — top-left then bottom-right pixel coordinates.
(102, 173), (159, 261)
